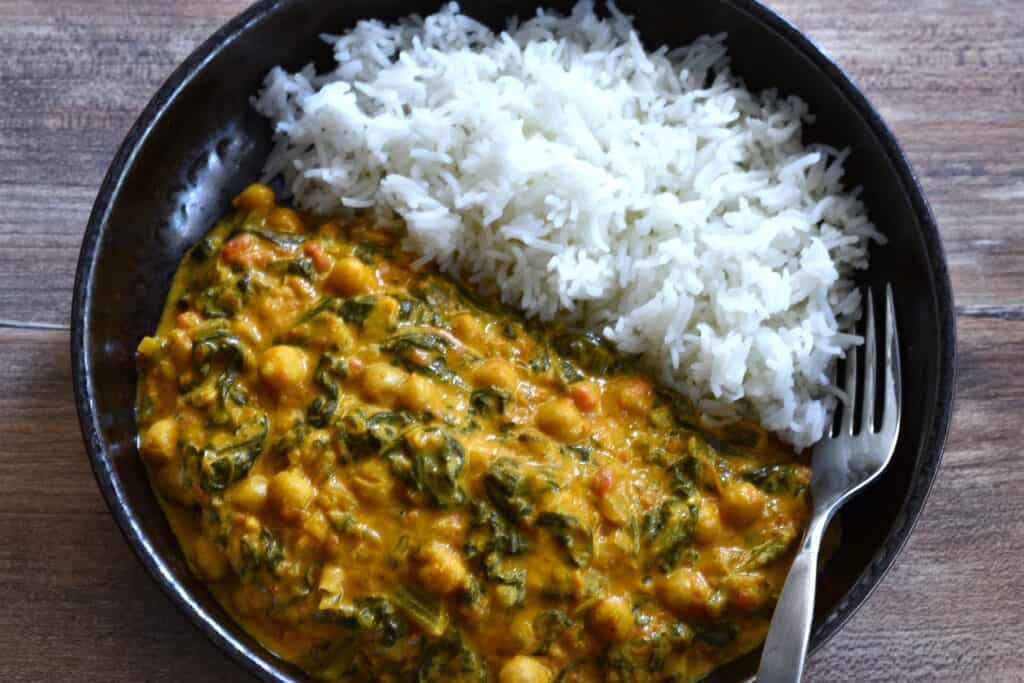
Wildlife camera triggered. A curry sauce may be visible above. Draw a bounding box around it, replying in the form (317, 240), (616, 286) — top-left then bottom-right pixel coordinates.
(135, 183), (813, 682)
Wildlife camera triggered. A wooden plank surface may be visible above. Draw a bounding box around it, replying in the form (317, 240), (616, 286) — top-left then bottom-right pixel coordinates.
(1, 0), (1022, 681)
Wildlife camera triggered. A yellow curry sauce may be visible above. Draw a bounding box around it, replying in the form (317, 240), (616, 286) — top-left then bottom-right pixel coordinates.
(135, 184), (813, 683)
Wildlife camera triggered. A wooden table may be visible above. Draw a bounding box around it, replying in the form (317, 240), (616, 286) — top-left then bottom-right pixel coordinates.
(2, 1), (1022, 680)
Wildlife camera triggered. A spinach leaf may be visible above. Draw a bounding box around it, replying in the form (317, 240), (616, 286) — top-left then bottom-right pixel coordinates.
(384, 428), (465, 508)
(642, 498), (698, 573)
(195, 285), (236, 319)
(273, 420), (308, 456)
(191, 330), (244, 379)
(380, 332), (451, 355)
(693, 619), (738, 647)
(381, 332), (466, 388)
(533, 610), (573, 655)
(391, 585), (448, 638)
(741, 463), (807, 497)
(307, 352), (349, 427)
(340, 296), (379, 327)
(287, 256), (315, 279)
(482, 458), (533, 520)
(745, 464), (806, 507)
(698, 431), (739, 457)
(464, 502), (528, 561)
(561, 444), (591, 463)
(556, 359), (585, 385)
(721, 423), (761, 449)
(535, 512), (593, 568)
(337, 409), (419, 459)
(655, 388), (700, 429)
(327, 595), (406, 647)
(470, 388), (511, 417)
(189, 237), (216, 261)
(667, 455), (702, 498)
(647, 622), (695, 673)
(396, 295), (446, 327)
(238, 525), (284, 579)
(297, 295), (380, 328)
(552, 331), (620, 376)
(741, 537), (793, 569)
(416, 627), (488, 683)
(487, 561), (527, 608)
(353, 242), (392, 265)
(229, 225), (307, 248)
(529, 347), (551, 374)
(199, 415), (268, 491)
(464, 502), (529, 607)
(301, 638), (369, 681)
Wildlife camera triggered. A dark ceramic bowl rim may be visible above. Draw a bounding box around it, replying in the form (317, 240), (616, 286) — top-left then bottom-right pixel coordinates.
(71, 0), (956, 680)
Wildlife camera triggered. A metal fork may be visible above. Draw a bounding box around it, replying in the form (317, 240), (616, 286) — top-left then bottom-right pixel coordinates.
(757, 284), (902, 683)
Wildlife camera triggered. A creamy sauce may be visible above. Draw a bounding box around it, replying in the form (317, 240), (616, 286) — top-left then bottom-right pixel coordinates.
(135, 184), (813, 682)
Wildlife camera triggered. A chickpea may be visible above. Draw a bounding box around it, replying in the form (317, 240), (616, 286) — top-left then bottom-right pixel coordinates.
(498, 655), (553, 683)
(268, 469), (316, 522)
(167, 329), (193, 370)
(694, 497), (722, 545)
(472, 358), (518, 391)
(229, 474), (269, 512)
(267, 206), (304, 232)
(723, 572), (769, 611)
(596, 479), (631, 527)
(318, 474), (357, 510)
(399, 374), (440, 412)
(259, 345), (309, 394)
(610, 376), (654, 414)
(232, 183), (275, 213)
(535, 397), (584, 442)
(303, 510), (330, 544)
(416, 541), (468, 596)
(588, 595), (637, 642)
(176, 311), (201, 330)
(230, 314), (264, 348)
(431, 513), (468, 544)
(349, 458), (396, 504)
(720, 482), (767, 528)
(361, 362), (407, 406)
(193, 535), (229, 582)
(507, 612), (537, 654)
(450, 313), (484, 344)
(363, 295), (398, 338)
(327, 256), (377, 296)
(657, 567), (711, 616)
(140, 417), (177, 464)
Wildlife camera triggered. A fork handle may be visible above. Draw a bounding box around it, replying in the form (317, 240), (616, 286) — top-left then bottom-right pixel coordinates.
(757, 514), (829, 683)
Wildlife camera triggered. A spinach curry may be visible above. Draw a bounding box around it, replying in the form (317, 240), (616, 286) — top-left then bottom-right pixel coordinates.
(136, 184), (813, 683)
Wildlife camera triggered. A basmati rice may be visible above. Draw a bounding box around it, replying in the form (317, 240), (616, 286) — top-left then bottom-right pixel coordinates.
(253, 1), (881, 448)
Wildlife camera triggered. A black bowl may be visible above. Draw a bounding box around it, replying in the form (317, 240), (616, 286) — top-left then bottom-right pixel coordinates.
(71, 1), (956, 680)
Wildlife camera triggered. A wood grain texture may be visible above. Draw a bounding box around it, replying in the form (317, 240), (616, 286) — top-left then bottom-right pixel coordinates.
(1, 0), (1022, 681)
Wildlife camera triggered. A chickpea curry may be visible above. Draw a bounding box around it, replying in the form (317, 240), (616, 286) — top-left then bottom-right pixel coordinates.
(136, 183), (814, 683)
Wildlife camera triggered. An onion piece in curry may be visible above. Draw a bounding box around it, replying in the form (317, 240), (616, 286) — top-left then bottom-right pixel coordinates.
(135, 183), (814, 683)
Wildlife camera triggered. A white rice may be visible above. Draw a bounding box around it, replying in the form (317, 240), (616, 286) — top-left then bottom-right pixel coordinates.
(252, 1), (881, 448)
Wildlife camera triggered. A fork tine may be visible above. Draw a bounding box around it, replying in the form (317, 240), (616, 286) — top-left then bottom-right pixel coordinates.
(859, 290), (877, 434)
(840, 323), (858, 435)
(827, 356), (840, 437)
(882, 283), (902, 433)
